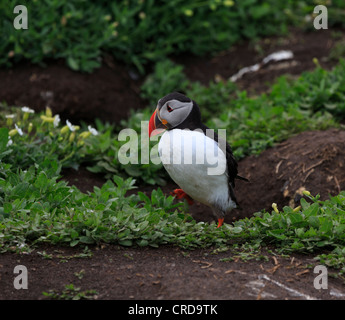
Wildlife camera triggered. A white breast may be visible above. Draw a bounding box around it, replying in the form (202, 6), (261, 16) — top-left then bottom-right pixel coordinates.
(158, 129), (236, 212)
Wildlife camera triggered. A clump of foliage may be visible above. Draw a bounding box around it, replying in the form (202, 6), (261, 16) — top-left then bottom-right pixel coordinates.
(230, 191), (345, 276)
(2, 141), (345, 276)
(2, 1), (345, 73)
(0, 106), (99, 170)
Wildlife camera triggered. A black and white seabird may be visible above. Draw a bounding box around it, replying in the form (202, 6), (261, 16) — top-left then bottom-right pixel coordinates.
(148, 92), (247, 228)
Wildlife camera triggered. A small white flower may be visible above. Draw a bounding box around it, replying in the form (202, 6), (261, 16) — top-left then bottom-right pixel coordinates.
(5, 114), (15, 119)
(88, 125), (99, 136)
(21, 106), (35, 113)
(15, 124), (23, 136)
(66, 120), (75, 132)
(17, 243), (26, 249)
(7, 138), (13, 147)
(54, 114), (61, 128)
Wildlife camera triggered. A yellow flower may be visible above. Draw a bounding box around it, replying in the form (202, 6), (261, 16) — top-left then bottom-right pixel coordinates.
(79, 131), (92, 140)
(224, 0), (234, 7)
(293, 206), (301, 212)
(272, 203), (279, 213)
(60, 125), (69, 135)
(184, 9), (193, 16)
(9, 129), (18, 137)
(5, 114), (15, 126)
(77, 140), (85, 147)
(40, 115), (55, 123)
(46, 106), (53, 117)
(302, 190), (311, 196)
(69, 131), (76, 143)
(312, 57), (320, 67)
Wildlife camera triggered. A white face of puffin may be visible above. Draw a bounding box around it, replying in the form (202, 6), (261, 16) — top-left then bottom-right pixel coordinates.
(157, 99), (193, 129)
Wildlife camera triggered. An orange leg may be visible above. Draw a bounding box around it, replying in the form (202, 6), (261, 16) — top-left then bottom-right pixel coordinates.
(171, 189), (194, 205)
(217, 218), (224, 228)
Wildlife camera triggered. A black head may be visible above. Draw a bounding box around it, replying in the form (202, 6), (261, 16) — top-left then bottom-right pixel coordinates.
(149, 92), (202, 135)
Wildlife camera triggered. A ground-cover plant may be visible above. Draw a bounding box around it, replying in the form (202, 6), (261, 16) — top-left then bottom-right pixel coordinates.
(0, 104), (167, 185)
(269, 59), (345, 119)
(228, 191), (345, 276)
(0, 106), (99, 170)
(0, 156), (222, 252)
(83, 114), (167, 185)
(42, 284), (98, 300)
(1, 149), (345, 276)
(2, 1), (345, 73)
(209, 88), (337, 159)
(1, 115), (345, 274)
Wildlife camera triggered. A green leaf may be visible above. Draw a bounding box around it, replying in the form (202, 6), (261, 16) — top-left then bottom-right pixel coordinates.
(67, 56), (80, 71)
(137, 239), (149, 246)
(119, 240), (133, 246)
(0, 128), (9, 154)
(308, 216), (320, 228)
(34, 171), (48, 190)
(79, 236), (94, 244)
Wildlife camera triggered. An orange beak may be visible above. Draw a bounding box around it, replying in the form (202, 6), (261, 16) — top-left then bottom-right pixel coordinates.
(148, 109), (167, 137)
(148, 110), (157, 137)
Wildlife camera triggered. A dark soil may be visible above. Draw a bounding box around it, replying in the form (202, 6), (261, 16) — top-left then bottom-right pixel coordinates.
(1, 244), (344, 301)
(0, 56), (145, 125)
(1, 28), (345, 300)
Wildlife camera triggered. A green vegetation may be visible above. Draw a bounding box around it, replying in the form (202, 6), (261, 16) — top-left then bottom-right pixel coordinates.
(2, 141), (345, 275)
(2, 0), (345, 278)
(43, 284), (98, 300)
(3, 59), (343, 187)
(1, 58), (345, 277)
(1, 59), (345, 186)
(141, 59), (343, 159)
(232, 192), (345, 276)
(2, 1), (345, 73)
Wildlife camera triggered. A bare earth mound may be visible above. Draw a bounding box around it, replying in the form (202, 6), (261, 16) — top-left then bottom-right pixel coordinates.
(230, 128), (345, 221)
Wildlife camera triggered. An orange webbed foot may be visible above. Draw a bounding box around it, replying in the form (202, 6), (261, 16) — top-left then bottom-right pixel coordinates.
(217, 218), (224, 228)
(170, 188), (194, 205)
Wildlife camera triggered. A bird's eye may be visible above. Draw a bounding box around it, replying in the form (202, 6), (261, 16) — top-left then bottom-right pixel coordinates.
(167, 105), (173, 113)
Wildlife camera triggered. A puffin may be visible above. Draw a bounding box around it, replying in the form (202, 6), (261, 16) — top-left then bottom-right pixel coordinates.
(148, 92), (247, 228)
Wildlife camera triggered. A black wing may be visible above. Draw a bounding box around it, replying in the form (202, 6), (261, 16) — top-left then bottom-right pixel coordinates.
(199, 124), (248, 207)
(176, 104), (248, 208)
